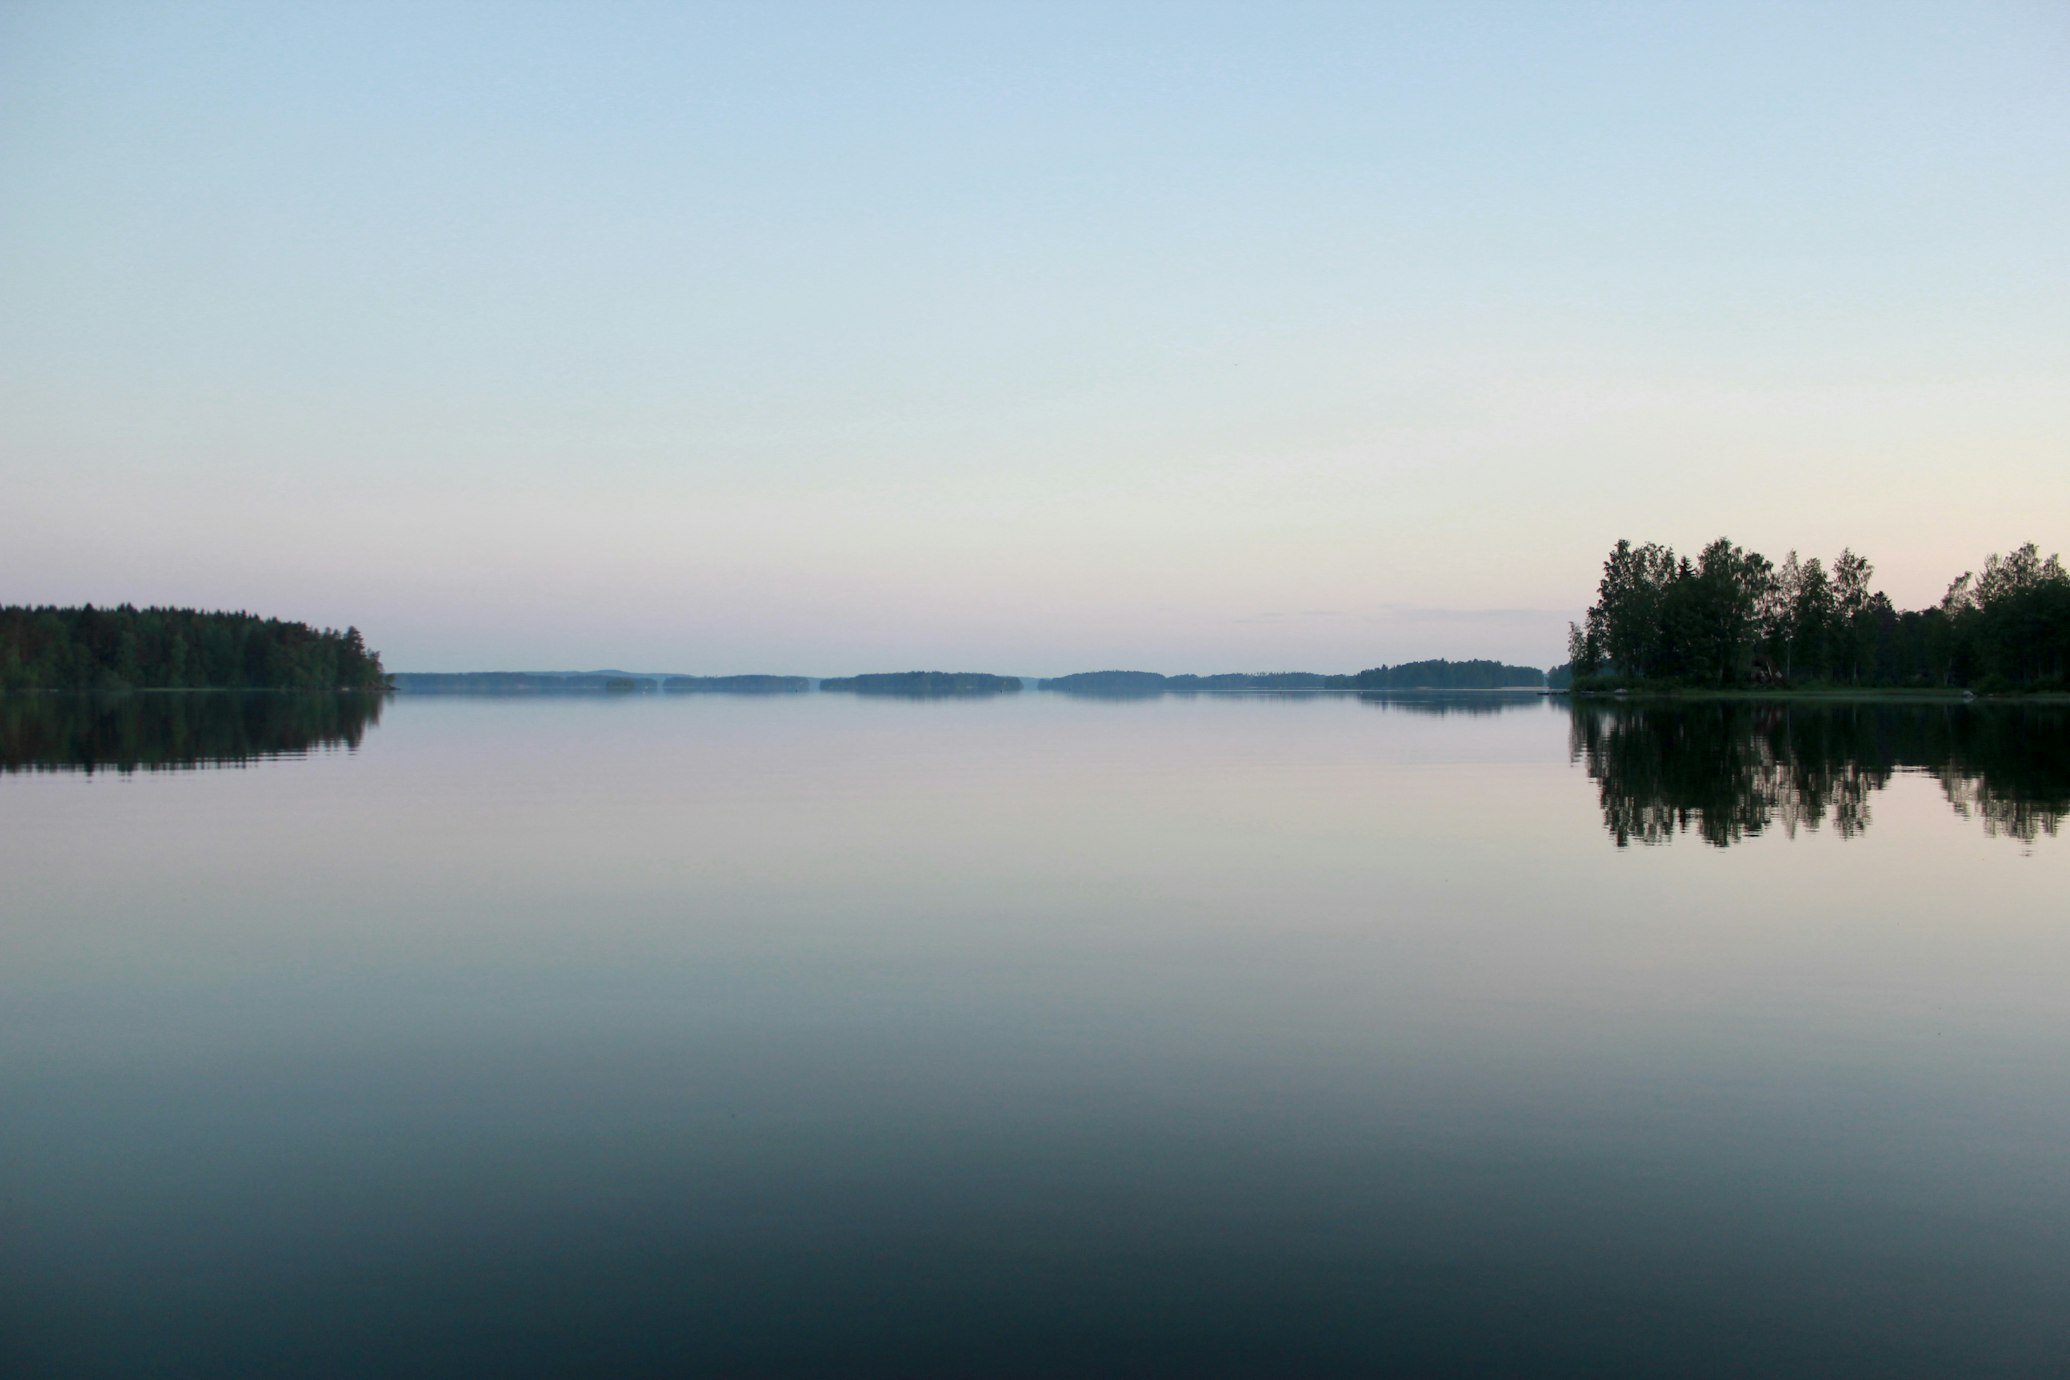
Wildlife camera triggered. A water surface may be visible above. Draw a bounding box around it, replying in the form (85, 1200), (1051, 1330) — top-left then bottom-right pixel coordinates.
(3, 692), (2066, 1377)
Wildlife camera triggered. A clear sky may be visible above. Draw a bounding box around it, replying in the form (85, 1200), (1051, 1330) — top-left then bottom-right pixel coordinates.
(3, 1), (2065, 674)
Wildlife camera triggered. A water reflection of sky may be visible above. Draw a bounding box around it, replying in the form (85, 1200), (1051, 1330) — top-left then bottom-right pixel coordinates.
(3, 693), (2067, 1376)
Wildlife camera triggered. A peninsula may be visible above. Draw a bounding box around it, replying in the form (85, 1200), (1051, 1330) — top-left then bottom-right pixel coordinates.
(1, 605), (387, 692)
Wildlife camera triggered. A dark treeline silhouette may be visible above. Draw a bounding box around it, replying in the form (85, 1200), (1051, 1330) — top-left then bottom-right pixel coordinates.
(391, 671), (677, 693)
(1041, 671), (1326, 694)
(388, 663), (1550, 697)
(2, 605), (387, 692)
(1041, 660), (1545, 695)
(665, 675), (810, 693)
(1559, 539), (2070, 691)
(1040, 670), (1172, 696)
(819, 672), (1023, 695)
(1330, 659), (1545, 690)
(1570, 700), (2068, 847)
(390, 672), (631, 693)
(1175, 672), (1328, 691)
(1, 692), (385, 774)
(390, 671), (813, 693)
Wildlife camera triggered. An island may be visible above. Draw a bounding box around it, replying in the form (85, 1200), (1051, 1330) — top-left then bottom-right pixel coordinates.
(818, 672), (1024, 695)
(1, 605), (387, 692)
(389, 672), (639, 693)
(663, 675), (810, 693)
(1039, 660), (1547, 695)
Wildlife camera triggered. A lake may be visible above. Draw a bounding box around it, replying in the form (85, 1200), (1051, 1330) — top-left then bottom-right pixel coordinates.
(3, 690), (2067, 1377)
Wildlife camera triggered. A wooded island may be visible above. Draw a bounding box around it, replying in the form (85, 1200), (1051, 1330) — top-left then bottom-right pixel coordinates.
(1, 606), (388, 692)
(1040, 660), (1546, 694)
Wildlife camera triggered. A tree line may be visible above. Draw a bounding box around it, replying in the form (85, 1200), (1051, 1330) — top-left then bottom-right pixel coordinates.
(1040, 661), (1546, 694)
(1560, 540), (2070, 691)
(820, 672), (1023, 694)
(1330, 659), (1545, 690)
(0, 605), (389, 692)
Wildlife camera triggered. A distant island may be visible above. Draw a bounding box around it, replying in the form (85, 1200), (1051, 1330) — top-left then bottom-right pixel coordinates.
(389, 672), (636, 694)
(391, 662), (1553, 697)
(1043, 671), (1327, 694)
(1558, 538), (2069, 693)
(1041, 660), (1547, 695)
(665, 675), (811, 693)
(819, 672), (1024, 695)
(0, 608), (1563, 702)
(1, 605), (386, 692)
(389, 671), (811, 694)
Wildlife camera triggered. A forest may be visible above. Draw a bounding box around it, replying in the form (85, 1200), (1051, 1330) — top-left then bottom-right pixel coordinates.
(0, 605), (388, 692)
(1559, 540), (2070, 692)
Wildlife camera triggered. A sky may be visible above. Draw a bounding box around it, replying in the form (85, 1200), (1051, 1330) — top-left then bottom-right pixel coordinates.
(3, 1), (2066, 675)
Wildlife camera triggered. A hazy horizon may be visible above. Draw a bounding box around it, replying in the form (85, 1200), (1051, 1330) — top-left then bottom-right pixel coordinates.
(365, 618), (1572, 680)
(6, 2), (2066, 673)
(384, 659), (1553, 680)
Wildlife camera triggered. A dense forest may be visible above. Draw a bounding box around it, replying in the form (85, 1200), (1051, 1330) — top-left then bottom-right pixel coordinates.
(1559, 540), (2070, 692)
(1, 606), (388, 692)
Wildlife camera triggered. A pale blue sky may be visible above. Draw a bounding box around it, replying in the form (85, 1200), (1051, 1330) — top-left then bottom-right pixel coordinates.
(4, 1), (2065, 673)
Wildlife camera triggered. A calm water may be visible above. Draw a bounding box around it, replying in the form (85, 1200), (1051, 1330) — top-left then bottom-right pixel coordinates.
(3, 691), (2067, 1378)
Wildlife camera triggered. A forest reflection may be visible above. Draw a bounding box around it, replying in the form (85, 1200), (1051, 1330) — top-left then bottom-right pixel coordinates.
(0, 693), (384, 774)
(1352, 692), (1546, 716)
(1570, 701), (2069, 847)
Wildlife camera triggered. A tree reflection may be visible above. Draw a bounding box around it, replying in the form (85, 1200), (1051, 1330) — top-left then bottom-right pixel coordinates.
(0, 692), (384, 775)
(1354, 692), (1547, 717)
(1569, 701), (2069, 846)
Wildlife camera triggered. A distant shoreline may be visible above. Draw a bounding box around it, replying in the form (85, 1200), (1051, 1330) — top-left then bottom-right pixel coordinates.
(386, 659), (1553, 696)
